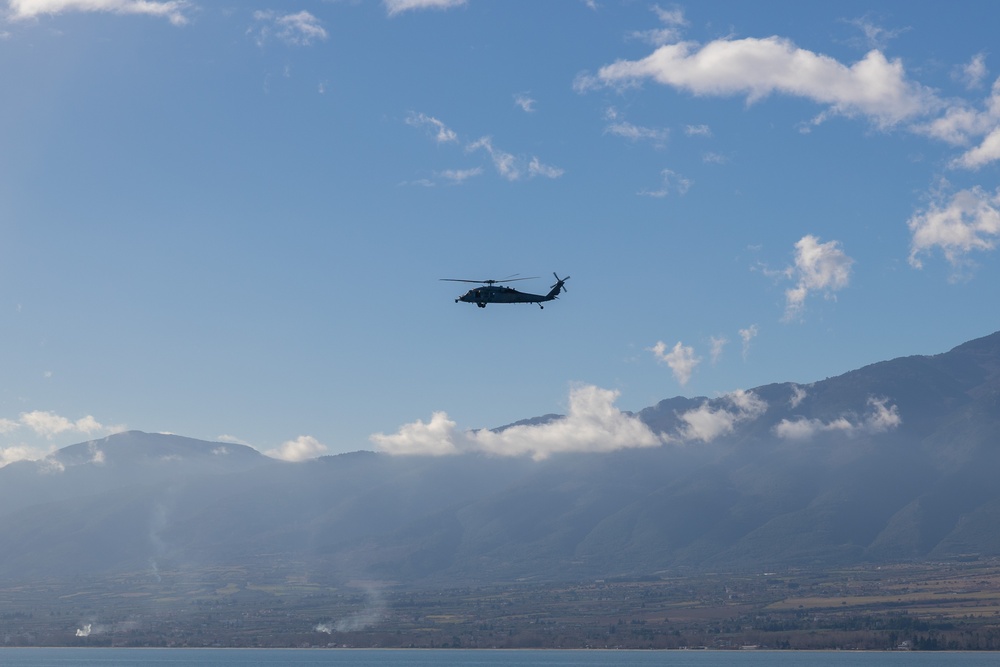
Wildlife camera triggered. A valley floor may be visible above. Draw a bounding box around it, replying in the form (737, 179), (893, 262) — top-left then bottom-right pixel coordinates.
(4, 560), (1000, 650)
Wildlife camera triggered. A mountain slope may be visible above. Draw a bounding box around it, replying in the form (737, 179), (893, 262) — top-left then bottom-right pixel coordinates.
(1, 332), (999, 585)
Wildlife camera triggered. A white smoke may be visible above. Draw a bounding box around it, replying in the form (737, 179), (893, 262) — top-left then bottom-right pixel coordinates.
(315, 586), (387, 633)
(75, 622), (108, 637)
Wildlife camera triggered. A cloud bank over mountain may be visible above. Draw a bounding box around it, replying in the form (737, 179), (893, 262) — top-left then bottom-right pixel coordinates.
(371, 384), (661, 460)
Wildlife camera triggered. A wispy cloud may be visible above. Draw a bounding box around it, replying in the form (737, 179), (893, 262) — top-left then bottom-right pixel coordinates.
(466, 136), (563, 181)
(528, 157), (564, 179)
(709, 336), (727, 364)
(405, 112), (458, 143)
(406, 112), (560, 183)
(774, 396), (901, 440)
(8, 0), (191, 24)
(514, 92), (536, 113)
(907, 184), (1000, 275)
(911, 77), (1000, 170)
(739, 324), (758, 360)
(467, 136), (519, 180)
(789, 384), (807, 408)
(371, 385), (661, 461)
(638, 168), (690, 197)
(628, 4), (688, 47)
(954, 53), (988, 90)
(783, 235), (854, 321)
(605, 121), (670, 144)
(439, 167), (483, 184)
(845, 15), (909, 52)
(649, 340), (700, 386)
(384, 0), (466, 18)
(603, 107), (669, 146)
(250, 10), (328, 47)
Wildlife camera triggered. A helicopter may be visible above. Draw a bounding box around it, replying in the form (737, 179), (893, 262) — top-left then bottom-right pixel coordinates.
(441, 273), (570, 309)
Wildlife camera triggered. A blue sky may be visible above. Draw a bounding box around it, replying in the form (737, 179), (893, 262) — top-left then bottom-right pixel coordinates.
(1, 0), (999, 463)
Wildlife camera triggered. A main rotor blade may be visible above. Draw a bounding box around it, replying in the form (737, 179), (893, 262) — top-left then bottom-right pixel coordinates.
(440, 276), (539, 284)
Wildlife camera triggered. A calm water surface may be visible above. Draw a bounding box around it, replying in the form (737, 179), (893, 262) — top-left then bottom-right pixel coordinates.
(1, 649), (999, 667)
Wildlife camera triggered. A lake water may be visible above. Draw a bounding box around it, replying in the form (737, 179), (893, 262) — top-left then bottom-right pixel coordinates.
(1, 649), (999, 666)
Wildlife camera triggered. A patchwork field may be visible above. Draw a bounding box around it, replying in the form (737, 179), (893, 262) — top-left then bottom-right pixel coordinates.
(4, 559), (1000, 649)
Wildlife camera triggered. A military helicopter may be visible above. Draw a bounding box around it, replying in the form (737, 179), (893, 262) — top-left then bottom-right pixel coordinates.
(442, 273), (570, 309)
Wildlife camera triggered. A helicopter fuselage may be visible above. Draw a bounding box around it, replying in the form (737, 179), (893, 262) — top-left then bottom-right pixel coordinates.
(443, 273), (570, 309)
(456, 285), (553, 308)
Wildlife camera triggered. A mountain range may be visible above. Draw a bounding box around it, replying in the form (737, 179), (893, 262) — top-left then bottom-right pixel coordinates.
(3, 331), (1000, 586)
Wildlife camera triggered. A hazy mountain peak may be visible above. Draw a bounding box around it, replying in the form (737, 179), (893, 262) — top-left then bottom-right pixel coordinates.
(52, 430), (264, 468)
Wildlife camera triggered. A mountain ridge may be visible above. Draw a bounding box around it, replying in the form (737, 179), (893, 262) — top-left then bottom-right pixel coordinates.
(1, 331), (999, 585)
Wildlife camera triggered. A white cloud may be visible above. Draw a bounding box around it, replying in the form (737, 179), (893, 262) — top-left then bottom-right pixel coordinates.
(709, 335), (727, 364)
(251, 10), (328, 47)
(467, 136), (519, 180)
(702, 151), (729, 164)
(19, 410), (107, 438)
(439, 167), (483, 184)
(739, 324), (758, 360)
(581, 36), (938, 129)
(907, 185), (1000, 272)
(951, 127), (1000, 170)
(674, 390), (767, 443)
(775, 396), (901, 440)
(650, 340), (700, 386)
(528, 157), (564, 179)
(914, 79), (1000, 169)
(384, 0), (466, 17)
(88, 442), (105, 464)
(955, 53), (988, 90)
(371, 411), (461, 457)
(603, 107), (669, 145)
(685, 124), (712, 137)
(8, 0), (190, 24)
(465, 137), (562, 182)
(1, 444), (55, 468)
(629, 5), (687, 47)
(638, 168), (691, 197)
(789, 384), (807, 409)
(604, 121), (670, 144)
(265, 435), (329, 462)
(847, 16), (908, 52)
(0, 410), (124, 468)
(371, 385), (661, 461)
(406, 112), (458, 144)
(514, 92), (536, 113)
(783, 235), (853, 321)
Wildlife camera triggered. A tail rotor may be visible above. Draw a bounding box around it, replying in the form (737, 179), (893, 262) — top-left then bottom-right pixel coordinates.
(549, 272), (570, 297)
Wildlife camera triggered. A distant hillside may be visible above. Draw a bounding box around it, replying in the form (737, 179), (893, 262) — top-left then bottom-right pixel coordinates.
(2, 331), (1000, 585)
